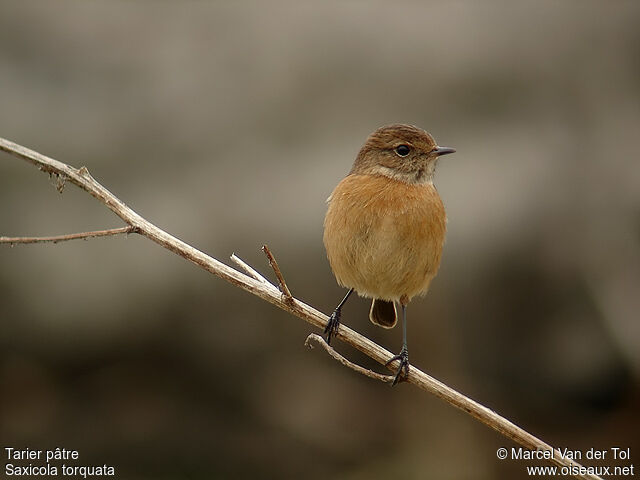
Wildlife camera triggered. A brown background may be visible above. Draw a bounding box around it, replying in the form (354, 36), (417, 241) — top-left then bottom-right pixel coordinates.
(1, 2), (639, 479)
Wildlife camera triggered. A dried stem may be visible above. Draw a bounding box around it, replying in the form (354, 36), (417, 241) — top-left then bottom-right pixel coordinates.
(305, 333), (395, 383)
(0, 226), (137, 245)
(0, 136), (602, 480)
(261, 244), (293, 301)
(230, 253), (270, 284)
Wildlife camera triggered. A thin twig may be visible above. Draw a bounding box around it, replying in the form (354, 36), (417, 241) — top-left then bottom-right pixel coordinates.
(305, 333), (394, 383)
(0, 226), (138, 245)
(230, 253), (271, 284)
(261, 244), (293, 301)
(0, 136), (602, 480)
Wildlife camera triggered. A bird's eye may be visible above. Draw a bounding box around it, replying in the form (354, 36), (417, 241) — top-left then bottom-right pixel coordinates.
(395, 144), (411, 157)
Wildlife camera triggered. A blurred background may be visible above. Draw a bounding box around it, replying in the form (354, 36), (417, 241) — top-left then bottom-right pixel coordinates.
(1, 1), (638, 478)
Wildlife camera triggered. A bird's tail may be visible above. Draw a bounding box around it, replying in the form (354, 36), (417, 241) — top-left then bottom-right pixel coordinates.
(369, 299), (397, 328)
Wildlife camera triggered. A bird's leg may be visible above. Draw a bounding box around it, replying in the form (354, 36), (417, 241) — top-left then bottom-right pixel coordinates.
(324, 288), (354, 345)
(385, 301), (409, 385)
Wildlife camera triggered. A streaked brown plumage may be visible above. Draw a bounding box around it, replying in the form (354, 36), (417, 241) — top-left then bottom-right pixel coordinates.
(323, 124), (454, 384)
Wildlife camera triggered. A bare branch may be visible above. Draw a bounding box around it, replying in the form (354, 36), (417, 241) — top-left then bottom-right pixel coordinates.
(0, 226), (137, 245)
(0, 136), (602, 480)
(230, 253), (271, 284)
(305, 333), (394, 383)
(261, 244), (293, 301)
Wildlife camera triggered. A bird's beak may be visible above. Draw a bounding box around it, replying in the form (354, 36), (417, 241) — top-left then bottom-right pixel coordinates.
(434, 146), (456, 156)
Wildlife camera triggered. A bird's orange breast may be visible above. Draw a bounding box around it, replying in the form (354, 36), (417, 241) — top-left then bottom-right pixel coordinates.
(323, 174), (446, 301)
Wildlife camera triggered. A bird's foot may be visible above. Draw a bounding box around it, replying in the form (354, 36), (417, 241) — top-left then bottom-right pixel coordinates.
(324, 308), (341, 345)
(385, 346), (409, 386)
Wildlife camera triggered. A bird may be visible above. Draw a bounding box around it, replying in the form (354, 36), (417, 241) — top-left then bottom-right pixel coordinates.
(323, 124), (455, 385)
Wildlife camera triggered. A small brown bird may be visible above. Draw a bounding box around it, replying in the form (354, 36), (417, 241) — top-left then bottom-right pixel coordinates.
(323, 124), (455, 385)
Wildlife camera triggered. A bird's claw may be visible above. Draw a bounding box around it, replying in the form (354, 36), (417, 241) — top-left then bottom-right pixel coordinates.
(324, 308), (341, 345)
(385, 347), (409, 386)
